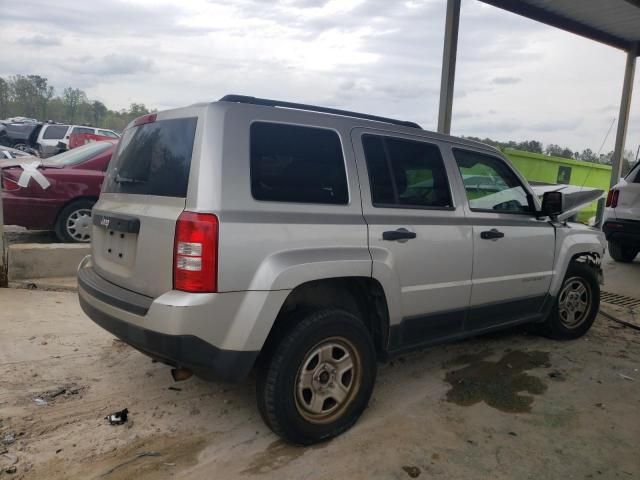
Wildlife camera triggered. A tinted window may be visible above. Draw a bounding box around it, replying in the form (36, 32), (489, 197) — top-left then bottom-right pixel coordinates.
(42, 125), (69, 140)
(625, 161), (640, 183)
(46, 141), (112, 166)
(72, 127), (95, 135)
(250, 122), (348, 204)
(557, 165), (572, 184)
(454, 149), (532, 213)
(362, 135), (452, 208)
(103, 117), (197, 198)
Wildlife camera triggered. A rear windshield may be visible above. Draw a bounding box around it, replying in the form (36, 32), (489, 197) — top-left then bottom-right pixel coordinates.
(103, 117), (197, 198)
(43, 125), (69, 140)
(47, 141), (113, 166)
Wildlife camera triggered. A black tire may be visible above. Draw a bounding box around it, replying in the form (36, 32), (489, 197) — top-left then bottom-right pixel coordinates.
(608, 241), (638, 263)
(55, 200), (95, 243)
(256, 308), (377, 445)
(543, 261), (600, 340)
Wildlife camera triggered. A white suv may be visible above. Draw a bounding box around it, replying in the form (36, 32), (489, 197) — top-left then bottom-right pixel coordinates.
(603, 161), (640, 262)
(37, 124), (119, 156)
(78, 95), (606, 444)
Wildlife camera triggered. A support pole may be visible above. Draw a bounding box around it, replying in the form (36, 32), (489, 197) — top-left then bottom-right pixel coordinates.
(610, 45), (637, 188)
(437, 0), (461, 134)
(0, 190), (6, 287)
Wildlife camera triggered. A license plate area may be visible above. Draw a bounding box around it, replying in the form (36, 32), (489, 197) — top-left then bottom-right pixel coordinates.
(93, 213), (140, 267)
(103, 230), (136, 266)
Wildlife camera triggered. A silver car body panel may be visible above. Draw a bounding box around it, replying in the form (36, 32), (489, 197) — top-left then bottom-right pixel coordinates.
(82, 99), (605, 364)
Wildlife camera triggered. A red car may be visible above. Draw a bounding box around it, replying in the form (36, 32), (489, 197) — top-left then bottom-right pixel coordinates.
(1, 140), (117, 242)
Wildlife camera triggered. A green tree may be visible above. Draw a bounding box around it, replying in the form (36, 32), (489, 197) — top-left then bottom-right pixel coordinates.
(91, 100), (107, 126)
(0, 78), (9, 118)
(63, 87), (87, 123)
(29, 75), (54, 120)
(9, 75), (39, 117)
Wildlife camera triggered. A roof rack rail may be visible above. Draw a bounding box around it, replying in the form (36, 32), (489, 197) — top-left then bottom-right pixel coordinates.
(219, 94), (422, 130)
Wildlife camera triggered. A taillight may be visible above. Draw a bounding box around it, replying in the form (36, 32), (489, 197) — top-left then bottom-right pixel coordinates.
(606, 189), (619, 208)
(173, 212), (218, 293)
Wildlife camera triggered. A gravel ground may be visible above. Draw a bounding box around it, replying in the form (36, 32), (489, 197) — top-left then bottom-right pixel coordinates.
(0, 288), (638, 480)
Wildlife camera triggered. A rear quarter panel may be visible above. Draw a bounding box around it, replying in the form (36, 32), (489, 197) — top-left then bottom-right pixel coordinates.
(189, 103), (371, 293)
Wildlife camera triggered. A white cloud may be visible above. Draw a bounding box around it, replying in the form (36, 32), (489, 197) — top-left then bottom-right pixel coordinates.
(0, 0), (638, 153)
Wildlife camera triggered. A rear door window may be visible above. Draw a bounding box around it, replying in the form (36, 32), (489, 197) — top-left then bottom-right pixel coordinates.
(250, 122), (348, 204)
(42, 125), (69, 140)
(362, 134), (453, 208)
(103, 117), (197, 198)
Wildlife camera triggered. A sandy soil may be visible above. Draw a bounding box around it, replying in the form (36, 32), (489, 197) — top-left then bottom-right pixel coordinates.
(0, 288), (639, 479)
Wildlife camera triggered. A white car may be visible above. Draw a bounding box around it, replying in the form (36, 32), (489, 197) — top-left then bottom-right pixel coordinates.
(37, 124), (119, 156)
(603, 161), (640, 262)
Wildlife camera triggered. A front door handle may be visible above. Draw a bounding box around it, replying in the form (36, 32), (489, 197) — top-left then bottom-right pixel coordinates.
(383, 228), (417, 241)
(480, 228), (505, 240)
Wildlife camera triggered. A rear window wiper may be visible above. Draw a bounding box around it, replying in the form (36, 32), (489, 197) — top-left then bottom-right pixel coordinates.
(114, 174), (147, 184)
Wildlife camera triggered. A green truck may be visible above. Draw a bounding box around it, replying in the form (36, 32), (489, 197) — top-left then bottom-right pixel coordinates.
(504, 148), (611, 224)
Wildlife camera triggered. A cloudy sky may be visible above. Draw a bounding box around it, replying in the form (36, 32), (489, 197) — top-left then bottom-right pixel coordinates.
(1, 0), (639, 153)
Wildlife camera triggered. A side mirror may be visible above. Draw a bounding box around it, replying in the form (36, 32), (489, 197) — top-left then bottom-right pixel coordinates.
(541, 191), (564, 218)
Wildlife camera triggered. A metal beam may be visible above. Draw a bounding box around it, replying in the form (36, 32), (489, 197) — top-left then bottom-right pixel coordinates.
(437, 0), (461, 134)
(0, 191), (6, 287)
(479, 0), (638, 52)
(610, 45), (637, 187)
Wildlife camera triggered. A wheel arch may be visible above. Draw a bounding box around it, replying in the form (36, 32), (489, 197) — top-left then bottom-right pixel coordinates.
(261, 277), (391, 360)
(53, 195), (99, 226)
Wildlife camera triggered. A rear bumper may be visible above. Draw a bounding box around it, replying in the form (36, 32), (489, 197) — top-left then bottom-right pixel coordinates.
(79, 295), (257, 382)
(77, 259), (275, 383)
(603, 219), (640, 244)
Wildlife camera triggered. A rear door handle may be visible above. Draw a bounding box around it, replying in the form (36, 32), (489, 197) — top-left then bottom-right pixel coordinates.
(383, 228), (416, 241)
(480, 228), (505, 240)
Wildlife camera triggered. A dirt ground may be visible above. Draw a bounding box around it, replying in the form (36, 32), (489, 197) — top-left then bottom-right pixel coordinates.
(1, 287), (639, 480)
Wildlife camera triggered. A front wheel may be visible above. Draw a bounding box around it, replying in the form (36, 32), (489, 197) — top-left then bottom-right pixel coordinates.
(543, 261), (600, 340)
(256, 309), (376, 445)
(55, 200), (95, 243)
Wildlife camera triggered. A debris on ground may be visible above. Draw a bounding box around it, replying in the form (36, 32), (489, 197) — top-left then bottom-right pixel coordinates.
(402, 465), (421, 478)
(33, 384), (84, 406)
(168, 386), (182, 392)
(105, 408), (129, 425)
(618, 373), (634, 381)
(4, 465), (17, 474)
(547, 370), (565, 380)
(1, 433), (15, 446)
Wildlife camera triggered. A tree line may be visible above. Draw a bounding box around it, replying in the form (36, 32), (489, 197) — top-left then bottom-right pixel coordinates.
(0, 74), (152, 132)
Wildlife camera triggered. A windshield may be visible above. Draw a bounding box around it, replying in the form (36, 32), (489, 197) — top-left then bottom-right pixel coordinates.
(46, 141), (113, 166)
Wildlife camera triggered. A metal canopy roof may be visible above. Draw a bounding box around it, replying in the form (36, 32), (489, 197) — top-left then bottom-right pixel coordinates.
(479, 0), (640, 53)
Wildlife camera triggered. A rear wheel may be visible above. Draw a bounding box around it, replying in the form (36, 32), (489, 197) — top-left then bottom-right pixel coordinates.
(55, 200), (95, 243)
(608, 241), (638, 263)
(543, 261), (600, 340)
(256, 309), (376, 445)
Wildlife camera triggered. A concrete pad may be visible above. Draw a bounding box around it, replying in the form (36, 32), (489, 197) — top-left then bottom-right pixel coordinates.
(8, 243), (89, 280)
(601, 251), (640, 299)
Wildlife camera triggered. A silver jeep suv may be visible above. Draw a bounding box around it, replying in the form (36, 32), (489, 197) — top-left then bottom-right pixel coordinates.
(78, 95), (606, 444)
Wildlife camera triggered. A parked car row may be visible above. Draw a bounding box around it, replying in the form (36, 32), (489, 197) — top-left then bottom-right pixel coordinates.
(0, 121), (119, 157)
